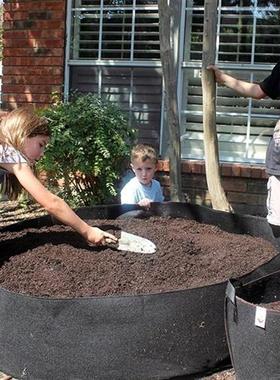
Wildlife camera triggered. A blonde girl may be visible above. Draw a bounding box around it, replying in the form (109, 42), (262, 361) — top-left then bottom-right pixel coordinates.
(0, 107), (117, 245)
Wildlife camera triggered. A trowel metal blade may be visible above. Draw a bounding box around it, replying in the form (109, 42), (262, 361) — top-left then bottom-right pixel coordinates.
(117, 231), (156, 254)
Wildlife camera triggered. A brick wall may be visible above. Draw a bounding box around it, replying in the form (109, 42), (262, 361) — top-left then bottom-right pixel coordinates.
(157, 160), (268, 217)
(2, 0), (66, 109)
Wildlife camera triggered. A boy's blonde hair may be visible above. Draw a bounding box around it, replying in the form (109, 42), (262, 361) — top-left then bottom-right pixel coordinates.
(0, 107), (50, 200)
(131, 144), (158, 165)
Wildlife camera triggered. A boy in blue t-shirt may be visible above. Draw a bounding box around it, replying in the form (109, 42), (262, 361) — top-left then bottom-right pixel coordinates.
(121, 144), (164, 208)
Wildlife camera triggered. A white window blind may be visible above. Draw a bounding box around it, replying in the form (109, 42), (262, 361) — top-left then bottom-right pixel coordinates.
(68, 1), (162, 149)
(68, 0), (280, 164)
(70, 65), (162, 147)
(182, 0), (280, 163)
(71, 0), (160, 61)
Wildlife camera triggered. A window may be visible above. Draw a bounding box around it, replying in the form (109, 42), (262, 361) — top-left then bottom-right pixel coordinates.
(67, 0), (280, 163)
(182, 0), (280, 163)
(67, 0), (162, 149)
(71, 0), (160, 60)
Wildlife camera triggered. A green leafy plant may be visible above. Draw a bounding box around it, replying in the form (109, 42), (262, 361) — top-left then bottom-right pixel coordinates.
(38, 93), (136, 207)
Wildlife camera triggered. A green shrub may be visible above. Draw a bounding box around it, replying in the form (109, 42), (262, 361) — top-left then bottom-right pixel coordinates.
(38, 93), (136, 207)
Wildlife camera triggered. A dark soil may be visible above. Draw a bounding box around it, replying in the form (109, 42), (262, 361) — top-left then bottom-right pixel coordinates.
(260, 301), (280, 311)
(0, 216), (278, 298)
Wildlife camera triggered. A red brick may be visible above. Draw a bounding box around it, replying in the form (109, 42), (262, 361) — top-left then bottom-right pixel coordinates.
(4, 39), (64, 48)
(29, 10), (65, 21)
(232, 164), (241, 177)
(3, 66), (63, 76)
(250, 166), (265, 179)
(227, 192), (266, 205)
(5, 2), (66, 12)
(2, 0), (65, 108)
(221, 178), (247, 192)
(4, 47), (63, 57)
(181, 160), (205, 174)
(221, 163), (232, 176)
(26, 30), (65, 39)
(3, 20), (35, 30)
(2, 101), (54, 110)
(182, 174), (207, 189)
(190, 161), (203, 174)
(157, 160), (169, 172)
(157, 160), (163, 171)
(3, 75), (62, 85)
(2, 93), (57, 103)
(181, 161), (192, 173)
(240, 166), (252, 178)
(201, 164), (206, 174)
(3, 20), (64, 30)
(3, 56), (64, 66)
(4, 11), (28, 21)
(261, 170), (269, 179)
(156, 162), (269, 215)
(2, 84), (62, 94)
(3, 30), (29, 39)
(247, 179), (267, 194)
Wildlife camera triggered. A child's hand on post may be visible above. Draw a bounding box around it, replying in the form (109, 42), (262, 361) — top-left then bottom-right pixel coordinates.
(207, 65), (225, 85)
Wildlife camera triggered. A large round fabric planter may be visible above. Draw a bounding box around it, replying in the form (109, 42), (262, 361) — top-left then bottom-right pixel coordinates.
(0, 202), (279, 380)
(225, 271), (280, 380)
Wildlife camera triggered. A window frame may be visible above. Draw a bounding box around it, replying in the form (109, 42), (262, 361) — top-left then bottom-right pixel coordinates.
(181, 0), (280, 164)
(64, 0), (280, 164)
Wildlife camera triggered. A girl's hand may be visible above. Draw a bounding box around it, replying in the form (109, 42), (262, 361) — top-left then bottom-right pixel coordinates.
(86, 226), (118, 245)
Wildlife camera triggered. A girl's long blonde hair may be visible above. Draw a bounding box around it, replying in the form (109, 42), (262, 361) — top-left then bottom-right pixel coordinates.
(0, 107), (50, 200)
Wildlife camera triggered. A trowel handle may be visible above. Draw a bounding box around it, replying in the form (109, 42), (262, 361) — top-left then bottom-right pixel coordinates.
(104, 237), (119, 249)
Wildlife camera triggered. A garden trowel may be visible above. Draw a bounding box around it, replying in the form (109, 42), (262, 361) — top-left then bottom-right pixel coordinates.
(107, 231), (156, 254)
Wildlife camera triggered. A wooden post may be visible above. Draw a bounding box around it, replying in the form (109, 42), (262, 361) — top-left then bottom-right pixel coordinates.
(158, 0), (184, 202)
(202, 0), (232, 212)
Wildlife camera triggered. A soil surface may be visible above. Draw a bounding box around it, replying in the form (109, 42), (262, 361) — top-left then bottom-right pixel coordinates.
(261, 300), (280, 311)
(0, 215), (278, 298)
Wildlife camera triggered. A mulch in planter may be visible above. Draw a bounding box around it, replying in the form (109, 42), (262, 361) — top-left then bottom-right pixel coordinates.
(0, 216), (278, 298)
(260, 301), (280, 311)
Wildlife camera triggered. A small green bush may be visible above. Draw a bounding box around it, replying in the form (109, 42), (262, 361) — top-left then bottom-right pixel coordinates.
(38, 93), (136, 207)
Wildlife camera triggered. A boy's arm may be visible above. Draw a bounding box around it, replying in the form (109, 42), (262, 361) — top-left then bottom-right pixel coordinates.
(207, 65), (267, 99)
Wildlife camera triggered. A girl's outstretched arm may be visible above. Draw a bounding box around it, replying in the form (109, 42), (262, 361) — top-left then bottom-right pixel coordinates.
(4, 162), (117, 245)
